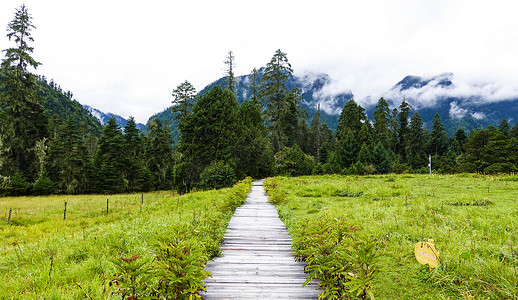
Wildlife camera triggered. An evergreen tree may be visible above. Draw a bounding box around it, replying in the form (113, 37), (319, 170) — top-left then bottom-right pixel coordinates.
(408, 112), (428, 170)
(259, 49), (293, 153)
(371, 141), (392, 173)
(224, 50), (236, 95)
(310, 103), (322, 162)
(282, 88), (308, 150)
(481, 127), (513, 173)
(177, 86), (238, 192)
(234, 100), (274, 179)
(373, 97), (391, 147)
(124, 117), (150, 192)
(458, 128), (491, 173)
(0, 5), (48, 183)
(48, 118), (92, 194)
(510, 122), (518, 139)
(388, 107), (399, 154)
(498, 119), (510, 137)
(248, 68), (260, 102)
(357, 122), (374, 149)
(453, 127), (468, 151)
(146, 118), (173, 190)
(171, 80), (197, 122)
(336, 99), (366, 142)
(397, 100), (411, 163)
(335, 130), (357, 170)
(94, 117), (125, 193)
(357, 143), (372, 165)
(124, 117), (141, 158)
(429, 113), (449, 156)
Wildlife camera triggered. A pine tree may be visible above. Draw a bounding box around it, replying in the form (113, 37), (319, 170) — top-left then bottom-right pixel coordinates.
(234, 100), (274, 179)
(388, 107), (399, 154)
(336, 130), (357, 170)
(397, 100), (411, 163)
(408, 112), (428, 169)
(124, 117), (141, 158)
(511, 122), (518, 139)
(282, 88), (307, 149)
(124, 117), (150, 192)
(371, 141), (392, 173)
(454, 127), (468, 151)
(357, 122), (374, 149)
(0, 5), (48, 183)
(429, 113), (449, 156)
(94, 117), (125, 193)
(224, 50), (236, 95)
(248, 68), (260, 102)
(498, 119), (510, 137)
(146, 118), (173, 190)
(259, 49), (293, 152)
(177, 86), (238, 191)
(310, 103), (322, 162)
(373, 97), (391, 147)
(47, 118), (92, 194)
(357, 143), (372, 164)
(336, 99), (366, 142)
(171, 80), (197, 122)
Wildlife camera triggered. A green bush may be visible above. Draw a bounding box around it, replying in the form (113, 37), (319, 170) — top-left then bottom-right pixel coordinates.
(4, 173), (29, 196)
(275, 145), (315, 176)
(199, 161), (236, 190)
(32, 172), (56, 195)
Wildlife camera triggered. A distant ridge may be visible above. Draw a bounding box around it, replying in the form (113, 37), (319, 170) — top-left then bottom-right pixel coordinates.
(83, 104), (146, 131)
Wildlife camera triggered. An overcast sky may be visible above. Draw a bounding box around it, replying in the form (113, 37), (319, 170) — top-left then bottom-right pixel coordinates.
(1, 0), (517, 123)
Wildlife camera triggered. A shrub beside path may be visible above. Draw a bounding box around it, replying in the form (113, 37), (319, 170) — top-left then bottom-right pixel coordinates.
(201, 179), (320, 299)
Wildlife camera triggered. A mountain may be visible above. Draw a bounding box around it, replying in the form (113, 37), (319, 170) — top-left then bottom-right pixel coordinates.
(0, 74), (103, 136)
(383, 73), (518, 135)
(83, 104), (146, 131)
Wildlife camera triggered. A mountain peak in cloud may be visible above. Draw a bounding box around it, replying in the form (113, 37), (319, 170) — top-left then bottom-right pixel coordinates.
(394, 73), (454, 91)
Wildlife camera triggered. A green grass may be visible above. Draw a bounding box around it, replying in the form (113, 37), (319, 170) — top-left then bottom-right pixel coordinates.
(0, 178), (252, 299)
(266, 174), (518, 299)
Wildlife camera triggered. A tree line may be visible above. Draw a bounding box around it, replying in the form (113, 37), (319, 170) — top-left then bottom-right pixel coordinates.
(1, 6), (518, 196)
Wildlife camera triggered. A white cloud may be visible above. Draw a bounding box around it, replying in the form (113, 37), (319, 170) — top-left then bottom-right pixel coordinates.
(449, 102), (468, 119)
(471, 112), (486, 120)
(383, 73), (518, 110)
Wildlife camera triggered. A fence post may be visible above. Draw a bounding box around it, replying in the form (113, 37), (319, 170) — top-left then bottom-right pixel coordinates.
(7, 208), (12, 225)
(106, 199), (109, 214)
(64, 202), (67, 220)
(141, 194), (144, 205)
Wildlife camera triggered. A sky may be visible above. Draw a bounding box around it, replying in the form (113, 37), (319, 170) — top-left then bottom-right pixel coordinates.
(1, 0), (517, 123)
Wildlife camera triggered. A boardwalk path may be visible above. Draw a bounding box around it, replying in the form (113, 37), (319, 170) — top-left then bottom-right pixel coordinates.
(201, 180), (320, 299)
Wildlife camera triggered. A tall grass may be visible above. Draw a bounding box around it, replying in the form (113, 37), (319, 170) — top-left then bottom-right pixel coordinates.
(266, 174), (518, 299)
(0, 178), (252, 299)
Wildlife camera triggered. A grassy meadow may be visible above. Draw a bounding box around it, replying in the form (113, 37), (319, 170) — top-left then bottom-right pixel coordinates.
(265, 174), (518, 299)
(0, 178), (252, 299)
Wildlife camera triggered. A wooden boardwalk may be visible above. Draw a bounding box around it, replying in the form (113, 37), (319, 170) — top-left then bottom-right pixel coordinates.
(201, 180), (320, 299)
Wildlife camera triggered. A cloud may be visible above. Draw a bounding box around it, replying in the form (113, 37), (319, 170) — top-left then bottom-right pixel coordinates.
(449, 102), (468, 119)
(383, 73), (518, 109)
(471, 112), (486, 120)
(295, 72), (353, 115)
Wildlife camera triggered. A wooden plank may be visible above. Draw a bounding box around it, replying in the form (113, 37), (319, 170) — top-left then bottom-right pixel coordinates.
(201, 180), (320, 299)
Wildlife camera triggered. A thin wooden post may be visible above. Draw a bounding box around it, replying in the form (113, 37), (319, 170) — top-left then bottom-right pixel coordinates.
(64, 202), (67, 220)
(106, 199), (109, 214)
(428, 155), (432, 175)
(7, 208), (12, 225)
(141, 194), (144, 205)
